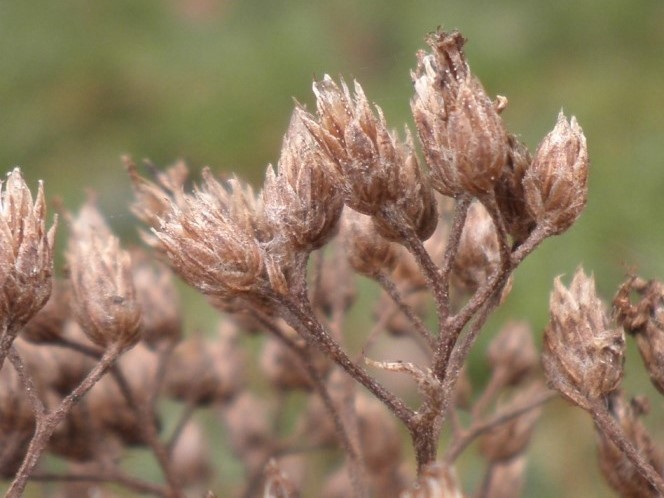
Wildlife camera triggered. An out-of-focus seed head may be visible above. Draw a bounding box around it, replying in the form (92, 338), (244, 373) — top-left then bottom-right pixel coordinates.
(262, 110), (344, 253)
(138, 167), (268, 299)
(597, 391), (664, 498)
(164, 323), (245, 405)
(487, 321), (538, 387)
(452, 201), (499, 294)
(131, 250), (182, 349)
(479, 383), (543, 462)
(356, 394), (403, 474)
(614, 276), (664, 394)
(342, 209), (397, 278)
(21, 279), (69, 344)
(483, 456), (527, 498)
(263, 459), (300, 498)
(171, 420), (212, 488)
(542, 268), (625, 406)
(411, 31), (508, 198)
(67, 200), (141, 351)
(494, 135), (536, 244)
(523, 112), (588, 235)
(301, 76), (437, 241)
(0, 168), (56, 331)
(400, 462), (465, 498)
(260, 334), (330, 391)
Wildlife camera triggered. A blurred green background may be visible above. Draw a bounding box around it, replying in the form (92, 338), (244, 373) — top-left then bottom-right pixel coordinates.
(2, 0), (664, 496)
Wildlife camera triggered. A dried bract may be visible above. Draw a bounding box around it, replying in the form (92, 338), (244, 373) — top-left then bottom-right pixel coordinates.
(523, 112), (588, 235)
(301, 75), (437, 241)
(262, 111), (344, 253)
(68, 201), (141, 351)
(411, 31), (507, 197)
(0, 168), (56, 332)
(614, 276), (664, 394)
(542, 268), (624, 406)
(596, 392), (664, 498)
(342, 209), (397, 278)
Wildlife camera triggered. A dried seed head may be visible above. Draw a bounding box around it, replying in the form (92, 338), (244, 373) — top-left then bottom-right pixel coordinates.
(483, 456), (526, 498)
(262, 110), (344, 252)
(132, 251), (182, 349)
(452, 201), (499, 293)
(597, 392), (664, 498)
(411, 31), (508, 197)
(342, 209), (397, 278)
(400, 462), (465, 498)
(171, 420), (212, 487)
(523, 112), (588, 235)
(494, 135), (536, 244)
(302, 76), (437, 241)
(21, 279), (69, 344)
(165, 325), (245, 405)
(67, 201), (141, 351)
(48, 395), (99, 461)
(356, 394), (403, 474)
(542, 268), (625, 406)
(221, 392), (273, 472)
(0, 168), (56, 331)
(479, 383), (543, 462)
(263, 459), (300, 498)
(260, 334), (330, 391)
(487, 321), (538, 387)
(614, 276), (664, 394)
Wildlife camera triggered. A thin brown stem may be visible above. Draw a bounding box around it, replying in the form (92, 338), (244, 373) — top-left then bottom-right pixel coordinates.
(439, 196), (471, 318)
(0, 324), (20, 372)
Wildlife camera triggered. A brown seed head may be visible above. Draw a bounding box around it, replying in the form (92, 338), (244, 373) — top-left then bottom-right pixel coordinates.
(614, 276), (664, 394)
(21, 279), (69, 344)
(131, 250), (182, 349)
(171, 420), (212, 487)
(487, 321), (538, 387)
(342, 209), (397, 278)
(400, 462), (465, 498)
(0, 168), (56, 331)
(302, 75), (437, 241)
(452, 201), (499, 293)
(523, 112), (588, 235)
(542, 268), (625, 406)
(483, 456), (527, 498)
(411, 31), (508, 197)
(68, 201), (141, 351)
(479, 383), (543, 462)
(597, 392), (664, 498)
(145, 168), (267, 298)
(262, 110), (344, 252)
(260, 334), (330, 391)
(494, 135), (536, 244)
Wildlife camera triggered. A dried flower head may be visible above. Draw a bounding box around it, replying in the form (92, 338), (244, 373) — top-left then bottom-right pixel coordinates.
(135, 167), (268, 298)
(411, 30), (507, 197)
(262, 110), (344, 253)
(260, 335), (330, 391)
(542, 268), (625, 406)
(483, 456), (527, 498)
(132, 251), (182, 349)
(342, 209), (397, 278)
(20, 279), (69, 344)
(301, 75), (437, 241)
(67, 201), (141, 351)
(0, 168), (56, 333)
(452, 201), (499, 293)
(479, 383), (543, 462)
(400, 462), (465, 498)
(597, 392), (664, 498)
(523, 112), (588, 235)
(614, 276), (664, 394)
(494, 135), (535, 244)
(487, 321), (537, 387)
(263, 459), (300, 498)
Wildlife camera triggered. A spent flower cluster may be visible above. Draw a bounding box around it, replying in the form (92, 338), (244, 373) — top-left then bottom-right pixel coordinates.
(1, 28), (663, 498)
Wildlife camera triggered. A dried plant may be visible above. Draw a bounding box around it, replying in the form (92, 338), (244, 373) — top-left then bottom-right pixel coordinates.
(1, 28), (663, 498)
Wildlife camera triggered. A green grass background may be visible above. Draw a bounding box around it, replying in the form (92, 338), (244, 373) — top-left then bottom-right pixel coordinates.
(2, 0), (664, 496)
